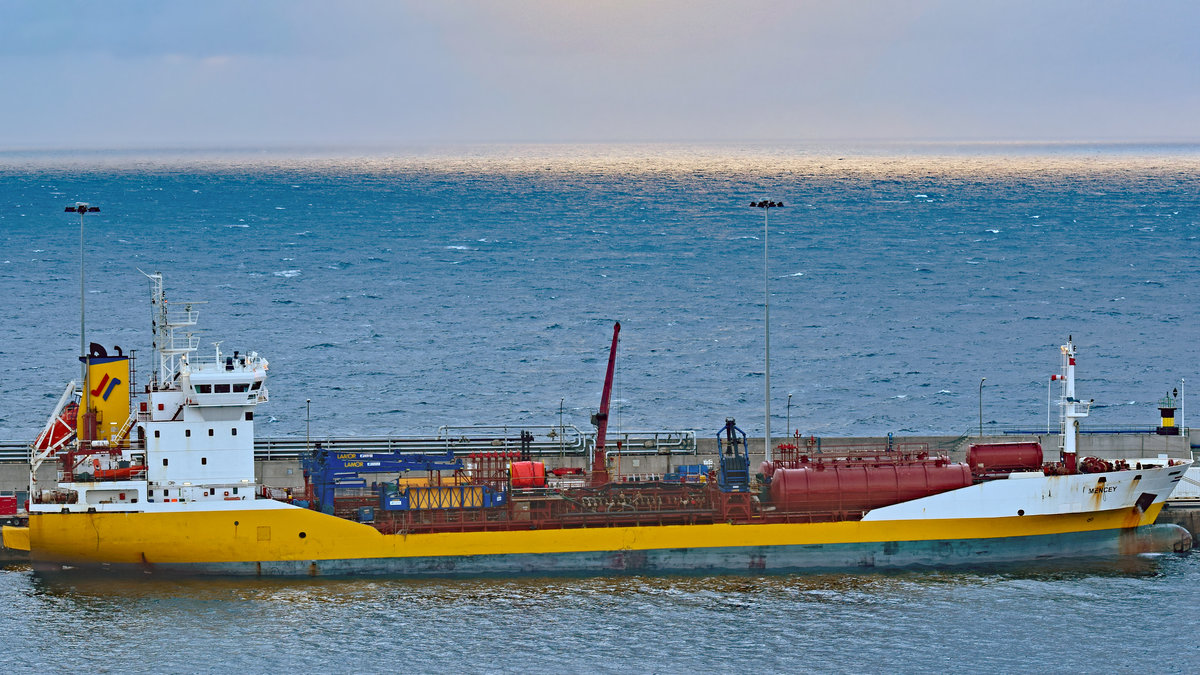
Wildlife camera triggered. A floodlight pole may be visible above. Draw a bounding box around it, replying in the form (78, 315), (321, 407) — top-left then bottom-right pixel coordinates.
(979, 377), (987, 438)
(750, 200), (784, 462)
(67, 202), (99, 438)
(787, 393), (793, 440)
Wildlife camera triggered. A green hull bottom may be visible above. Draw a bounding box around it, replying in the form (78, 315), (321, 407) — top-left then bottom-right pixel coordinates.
(32, 523), (1192, 578)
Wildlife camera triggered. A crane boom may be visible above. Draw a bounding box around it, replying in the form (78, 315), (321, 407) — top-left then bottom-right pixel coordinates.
(590, 321), (620, 485)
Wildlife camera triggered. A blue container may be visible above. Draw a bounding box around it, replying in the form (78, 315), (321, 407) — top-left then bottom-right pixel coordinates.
(357, 506), (375, 522)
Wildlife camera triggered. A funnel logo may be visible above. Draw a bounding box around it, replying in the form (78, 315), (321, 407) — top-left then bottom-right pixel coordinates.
(84, 351), (130, 443)
(90, 373), (122, 401)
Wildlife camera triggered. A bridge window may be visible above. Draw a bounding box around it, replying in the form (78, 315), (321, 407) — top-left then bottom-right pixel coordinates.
(233, 383), (249, 393)
(251, 381), (261, 391)
(195, 384), (212, 394)
(214, 384), (231, 394)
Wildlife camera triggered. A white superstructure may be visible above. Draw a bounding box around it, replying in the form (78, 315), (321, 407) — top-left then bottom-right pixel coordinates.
(30, 274), (272, 513)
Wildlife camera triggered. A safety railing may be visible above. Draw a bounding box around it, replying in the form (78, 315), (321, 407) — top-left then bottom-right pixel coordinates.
(0, 441), (29, 463)
(584, 429), (698, 455)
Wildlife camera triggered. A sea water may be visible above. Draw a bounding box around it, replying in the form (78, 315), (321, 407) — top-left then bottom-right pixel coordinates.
(1, 557), (1198, 672)
(1, 144), (1197, 441)
(0, 144), (1197, 672)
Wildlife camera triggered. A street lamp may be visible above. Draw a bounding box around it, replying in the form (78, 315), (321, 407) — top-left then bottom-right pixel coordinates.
(978, 377), (987, 438)
(1047, 376), (1053, 434)
(66, 202), (99, 439)
(750, 199), (784, 462)
(787, 393), (793, 441)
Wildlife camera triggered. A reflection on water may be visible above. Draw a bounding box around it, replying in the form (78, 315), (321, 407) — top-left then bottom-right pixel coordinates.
(3, 142), (1200, 177)
(24, 554), (1170, 603)
(2, 554), (1197, 672)
(7, 525), (1190, 669)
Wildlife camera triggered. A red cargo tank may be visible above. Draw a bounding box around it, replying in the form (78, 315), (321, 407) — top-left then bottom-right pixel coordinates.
(966, 442), (1043, 474)
(768, 460), (972, 513)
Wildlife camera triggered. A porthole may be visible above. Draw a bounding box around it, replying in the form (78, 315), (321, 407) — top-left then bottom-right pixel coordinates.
(299, 532), (307, 539)
(1017, 509), (1025, 516)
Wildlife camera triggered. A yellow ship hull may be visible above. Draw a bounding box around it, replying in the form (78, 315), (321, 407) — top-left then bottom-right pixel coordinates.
(11, 501), (1190, 577)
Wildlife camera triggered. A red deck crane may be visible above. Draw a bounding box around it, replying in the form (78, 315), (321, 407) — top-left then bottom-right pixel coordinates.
(590, 322), (620, 486)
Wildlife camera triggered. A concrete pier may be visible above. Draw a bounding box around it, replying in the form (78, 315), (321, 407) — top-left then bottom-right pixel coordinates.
(1158, 504), (1200, 540)
(2, 432), (1193, 495)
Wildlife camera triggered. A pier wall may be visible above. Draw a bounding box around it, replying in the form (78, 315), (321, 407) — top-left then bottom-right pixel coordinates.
(2, 433), (1191, 496)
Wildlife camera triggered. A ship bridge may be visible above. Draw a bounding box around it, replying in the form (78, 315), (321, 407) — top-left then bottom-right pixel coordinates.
(183, 349), (269, 408)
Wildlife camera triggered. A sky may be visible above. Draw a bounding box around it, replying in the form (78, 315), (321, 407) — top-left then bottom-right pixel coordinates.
(1, 0), (1198, 149)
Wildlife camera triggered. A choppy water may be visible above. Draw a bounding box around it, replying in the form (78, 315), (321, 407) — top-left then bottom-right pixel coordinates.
(1, 144), (1198, 441)
(1, 145), (1198, 671)
(2, 555), (1198, 673)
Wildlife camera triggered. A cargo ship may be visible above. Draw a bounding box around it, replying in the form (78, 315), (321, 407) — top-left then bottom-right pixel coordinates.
(2, 274), (1192, 576)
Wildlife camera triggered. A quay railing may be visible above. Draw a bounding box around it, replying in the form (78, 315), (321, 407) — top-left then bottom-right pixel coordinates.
(8, 424), (1191, 464)
(0, 426), (697, 464)
(0, 441), (28, 463)
(584, 429), (698, 455)
(255, 426), (696, 461)
(983, 424), (1184, 436)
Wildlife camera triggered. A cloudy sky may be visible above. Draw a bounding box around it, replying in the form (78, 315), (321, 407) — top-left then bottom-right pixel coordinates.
(2, 1), (1197, 149)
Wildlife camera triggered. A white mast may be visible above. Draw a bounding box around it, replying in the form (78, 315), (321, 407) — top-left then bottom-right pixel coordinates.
(1057, 336), (1091, 472)
(143, 270), (200, 390)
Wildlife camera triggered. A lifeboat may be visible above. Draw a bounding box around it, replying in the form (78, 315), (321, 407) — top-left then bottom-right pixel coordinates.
(34, 401), (78, 451)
